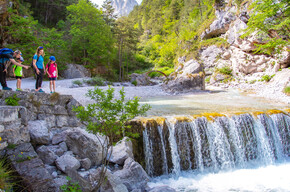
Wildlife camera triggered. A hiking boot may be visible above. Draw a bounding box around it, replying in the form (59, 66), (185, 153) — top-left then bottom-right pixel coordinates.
(16, 88), (22, 91)
(3, 87), (12, 90)
(38, 89), (45, 93)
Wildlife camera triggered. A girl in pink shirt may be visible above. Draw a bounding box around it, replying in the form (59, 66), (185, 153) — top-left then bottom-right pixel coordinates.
(46, 56), (58, 93)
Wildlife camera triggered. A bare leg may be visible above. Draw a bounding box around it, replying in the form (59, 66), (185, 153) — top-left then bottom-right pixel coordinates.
(53, 81), (56, 92)
(50, 81), (53, 92)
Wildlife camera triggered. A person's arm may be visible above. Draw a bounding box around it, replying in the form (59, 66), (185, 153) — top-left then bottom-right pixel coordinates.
(33, 58), (40, 74)
(43, 61), (46, 75)
(56, 65), (58, 78)
(10, 59), (29, 69)
(13, 66), (15, 77)
(46, 65), (50, 77)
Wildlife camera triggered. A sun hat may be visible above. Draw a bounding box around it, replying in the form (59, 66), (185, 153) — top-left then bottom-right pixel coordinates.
(49, 56), (56, 61)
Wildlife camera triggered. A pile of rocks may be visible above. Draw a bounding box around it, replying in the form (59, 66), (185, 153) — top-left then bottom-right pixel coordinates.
(0, 91), (175, 192)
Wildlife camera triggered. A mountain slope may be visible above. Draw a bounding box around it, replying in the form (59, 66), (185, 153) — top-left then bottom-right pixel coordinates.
(112, 0), (138, 17)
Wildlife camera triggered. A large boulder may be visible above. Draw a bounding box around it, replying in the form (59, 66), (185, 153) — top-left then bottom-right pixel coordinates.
(27, 120), (50, 145)
(6, 143), (58, 192)
(113, 157), (150, 191)
(201, 9), (236, 39)
(65, 128), (107, 166)
(109, 137), (134, 165)
(55, 153), (81, 173)
(61, 64), (91, 79)
(130, 73), (155, 86)
(200, 45), (224, 69)
(163, 60), (205, 93)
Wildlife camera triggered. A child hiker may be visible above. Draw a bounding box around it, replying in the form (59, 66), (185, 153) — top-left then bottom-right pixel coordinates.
(13, 56), (25, 91)
(46, 56), (58, 93)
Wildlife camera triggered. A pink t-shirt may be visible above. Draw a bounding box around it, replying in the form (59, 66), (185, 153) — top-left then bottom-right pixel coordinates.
(46, 63), (57, 78)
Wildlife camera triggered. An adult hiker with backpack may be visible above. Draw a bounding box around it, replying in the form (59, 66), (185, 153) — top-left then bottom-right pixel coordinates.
(32, 46), (46, 92)
(0, 48), (29, 90)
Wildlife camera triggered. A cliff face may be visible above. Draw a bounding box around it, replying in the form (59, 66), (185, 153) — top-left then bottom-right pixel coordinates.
(111, 0), (138, 17)
(167, 0), (290, 98)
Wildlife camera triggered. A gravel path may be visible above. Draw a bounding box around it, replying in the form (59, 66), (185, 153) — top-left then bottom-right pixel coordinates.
(6, 77), (170, 105)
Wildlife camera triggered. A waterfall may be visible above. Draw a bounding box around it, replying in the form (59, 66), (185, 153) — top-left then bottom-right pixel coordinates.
(142, 112), (290, 177)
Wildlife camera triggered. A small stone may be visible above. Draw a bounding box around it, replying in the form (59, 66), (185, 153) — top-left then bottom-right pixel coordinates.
(80, 158), (92, 170)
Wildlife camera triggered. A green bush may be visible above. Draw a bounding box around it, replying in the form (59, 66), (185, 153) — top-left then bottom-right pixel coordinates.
(72, 80), (83, 86)
(283, 86), (290, 95)
(205, 76), (210, 83)
(217, 66), (232, 76)
(132, 80), (137, 86)
(83, 76), (105, 86)
(5, 94), (20, 106)
(260, 74), (275, 82)
(60, 177), (82, 192)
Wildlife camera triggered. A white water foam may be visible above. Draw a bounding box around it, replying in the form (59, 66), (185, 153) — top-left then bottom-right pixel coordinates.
(148, 163), (290, 192)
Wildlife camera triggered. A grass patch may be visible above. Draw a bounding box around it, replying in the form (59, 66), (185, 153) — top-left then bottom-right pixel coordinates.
(72, 80), (83, 86)
(283, 86), (290, 96)
(5, 94), (20, 106)
(260, 74), (275, 82)
(83, 76), (105, 86)
(199, 37), (230, 49)
(50, 92), (60, 102)
(217, 66), (232, 76)
(0, 158), (13, 191)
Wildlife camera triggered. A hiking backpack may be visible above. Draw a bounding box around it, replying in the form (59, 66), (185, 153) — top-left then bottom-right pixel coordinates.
(0, 48), (14, 64)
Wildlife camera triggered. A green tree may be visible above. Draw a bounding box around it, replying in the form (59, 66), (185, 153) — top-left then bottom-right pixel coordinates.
(242, 0), (290, 54)
(67, 0), (115, 67)
(74, 86), (150, 191)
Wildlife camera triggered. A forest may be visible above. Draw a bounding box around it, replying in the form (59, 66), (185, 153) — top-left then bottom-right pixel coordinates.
(1, 0), (289, 81)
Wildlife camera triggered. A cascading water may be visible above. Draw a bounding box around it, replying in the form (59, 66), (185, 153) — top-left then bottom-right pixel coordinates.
(142, 111), (290, 191)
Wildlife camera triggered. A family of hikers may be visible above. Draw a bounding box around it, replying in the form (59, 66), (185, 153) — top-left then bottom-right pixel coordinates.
(0, 46), (58, 93)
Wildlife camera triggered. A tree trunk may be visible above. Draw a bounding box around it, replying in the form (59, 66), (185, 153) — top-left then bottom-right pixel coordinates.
(119, 37), (123, 82)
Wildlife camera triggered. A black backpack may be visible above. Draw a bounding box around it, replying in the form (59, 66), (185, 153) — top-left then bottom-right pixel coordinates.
(31, 55), (40, 69)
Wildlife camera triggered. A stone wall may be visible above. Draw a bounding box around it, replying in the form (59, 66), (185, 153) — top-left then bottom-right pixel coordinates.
(0, 90), (169, 192)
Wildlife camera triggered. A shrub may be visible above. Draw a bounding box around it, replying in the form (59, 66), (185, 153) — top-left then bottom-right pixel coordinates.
(132, 80), (137, 86)
(205, 76), (210, 83)
(260, 74), (275, 82)
(249, 80), (257, 84)
(5, 94), (20, 106)
(50, 92), (60, 102)
(283, 86), (290, 95)
(83, 76), (105, 86)
(217, 66), (232, 76)
(72, 80), (83, 86)
(0, 157), (13, 191)
(60, 177), (82, 192)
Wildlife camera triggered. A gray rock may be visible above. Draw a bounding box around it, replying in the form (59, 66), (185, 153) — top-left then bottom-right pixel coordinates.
(56, 115), (69, 128)
(65, 128), (107, 166)
(163, 60), (204, 93)
(59, 142), (68, 152)
(52, 130), (70, 145)
(56, 154), (81, 173)
(200, 45), (224, 69)
(62, 64), (91, 79)
(80, 158), (92, 170)
(52, 171), (58, 178)
(201, 10), (236, 39)
(7, 143), (58, 192)
(28, 120), (50, 145)
(0, 106), (19, 122)
(45, 165), (58, 175)
(1, 123), (30, 145)
(36, 145), (58, 165)
(38, 114), (56, 128)
(54, 176), (68, 191)
(130, 73), (155, 86)
(226, 19), (248, 45)
(148, 186), (176, 192)
(109, 137), (134, 165)
(114, 158), (150, 191)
